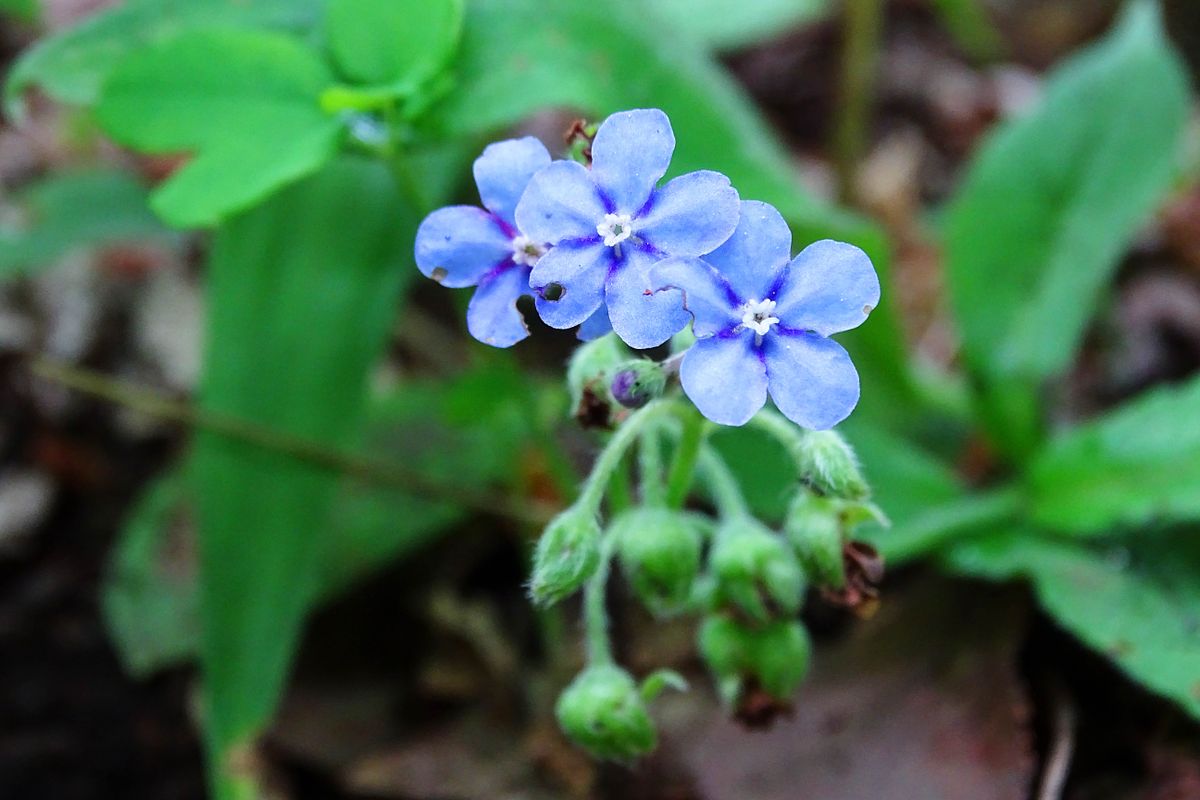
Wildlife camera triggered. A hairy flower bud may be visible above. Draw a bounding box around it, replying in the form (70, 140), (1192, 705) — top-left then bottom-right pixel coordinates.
(709, 517), (804, 624)
(784, 492), (845, 589)
(698, 616), (811, 711)
(796, 430), (868, 500)
(556, 665), (657, 761)
(609, 359), (667, 409)
(611, 507), (702, 615)
(530, 505), (602, 606)
(566, 334), (630, 427)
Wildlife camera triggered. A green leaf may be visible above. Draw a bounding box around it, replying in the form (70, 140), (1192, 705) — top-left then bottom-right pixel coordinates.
(646, 0), (829, 51)
(929, 0), (1003, 61)
(0, 168), (176, 279)
(325, 0), (463, 89)
(95, 28), (341, 228)
(0, 0), (38, 23)
(4, 0), (325, 121)
(1028, 375), (1200, 534)
(436, 0), (920, 432)
(192, 156), (412, 781)
(945, 530), (1200, 720)
(943, 0), (1190, 456)
(100, 370), (539, 677)
(102, 471), (200, 677)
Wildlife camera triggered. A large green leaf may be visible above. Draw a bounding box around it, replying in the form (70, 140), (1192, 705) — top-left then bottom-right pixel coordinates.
(943, 0), (1189, 457)
(0, 0), (37, 23)
(192, 156), (411, 789)
(102, 471), (199, 678)
(945, 529), (1200, 720)
(646, 0), (829, 51)
(4, 0), (325, 120)
(435, 0), (918, 431)
(1028, 374), (1200, 534)
(324, 0), (462, 89)
(95, 28), (341, 228)
(0, 168), (176, 279)
(101, 367), (546, 677)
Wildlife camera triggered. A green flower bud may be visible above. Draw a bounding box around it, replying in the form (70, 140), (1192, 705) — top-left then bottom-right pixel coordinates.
(555, 665), (657, 761)
(784, 492), (845, 589)
(750, 619), (811, 698)
(530, 505), (602, 607)
(611, 507), (702, 615)
(796, 430), (868, 500)
(709, 517), (804, 624)
(609, 359), (667, 409)
(697, 615), (753, 705)
(566, 334), (629, 428)
(698, 616), (811, 711)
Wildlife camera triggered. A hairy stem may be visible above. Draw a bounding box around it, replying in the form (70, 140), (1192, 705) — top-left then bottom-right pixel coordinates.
(698, 445), (750, 519)
(639, 429), (667, 507)
(583, 537), (615, 665)
(577, 399), (677, 512)
(665, 405), (706, 508)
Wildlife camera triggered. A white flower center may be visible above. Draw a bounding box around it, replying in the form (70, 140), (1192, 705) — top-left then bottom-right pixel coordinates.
(740, 298), (780, 336)
(510, 235), (545, 267)
(597, 213), (634, 247)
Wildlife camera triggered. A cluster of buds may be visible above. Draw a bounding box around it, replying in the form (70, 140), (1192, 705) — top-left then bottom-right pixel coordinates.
(530, 335), (888, 759)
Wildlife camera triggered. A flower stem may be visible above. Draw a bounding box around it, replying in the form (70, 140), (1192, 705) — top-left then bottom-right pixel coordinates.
(639, 429), (667, 507)
(665, 405), (706, 508)
(583, 537), (615, 665)
(577, 399), (676, 512)
(698, 445), (750, 519)
(749, 407), (807, 456)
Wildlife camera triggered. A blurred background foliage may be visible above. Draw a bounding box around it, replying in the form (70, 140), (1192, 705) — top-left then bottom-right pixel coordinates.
(2, 0), (1199, 798)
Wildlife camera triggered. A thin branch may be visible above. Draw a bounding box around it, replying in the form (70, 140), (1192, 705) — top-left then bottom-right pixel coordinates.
(29, 356), (555, 526)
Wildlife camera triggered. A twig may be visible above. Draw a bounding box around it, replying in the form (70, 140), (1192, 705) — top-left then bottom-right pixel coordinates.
(1037, 684), (1077, 800)
(833, 0), (884, 206)
(29, 355), (556, 526)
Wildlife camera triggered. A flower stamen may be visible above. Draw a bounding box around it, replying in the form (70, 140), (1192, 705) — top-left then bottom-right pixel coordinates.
(740, 298), (780, 337)
(597, 213), (634, 247)
(511, 235), (546, 267)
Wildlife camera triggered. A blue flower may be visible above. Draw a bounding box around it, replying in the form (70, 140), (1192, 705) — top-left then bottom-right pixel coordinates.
(651, 201), (880, 429)
(414, 137), (552, 348)
(515, 109), (740, 350)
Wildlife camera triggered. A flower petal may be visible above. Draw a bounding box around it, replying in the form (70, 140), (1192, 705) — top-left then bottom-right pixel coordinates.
(529, 240), (610, 329)
(473, 136), (552, 227)
(466, 265), (532, 348)
(771, 239), (880, 336)
(577, 306), (613, 341)
(414, 206), (511, 288)
(590, 108), (674, 215)
(649, 256), (740, 338)
(764, 331), (860, 430)
(680, 334), (767, 426)
(515, 160), (607, 245)
(703, 200), (792, 300)
(636, 170), (739, 257)
(606, 248), (692, 350)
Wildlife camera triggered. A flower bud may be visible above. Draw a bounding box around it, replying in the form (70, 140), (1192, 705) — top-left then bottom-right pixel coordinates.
(709, 517), (804, 624)
(698, 616), (811, 712)
(529, 505), (602, 606)
(555, 665), (657, 761)
(609, 359), (666, 409)
(566, 334), (630, 428)
(611, 507), (702, 615)
(784, 492), (845, 589)
(796, 430), (868, 500)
